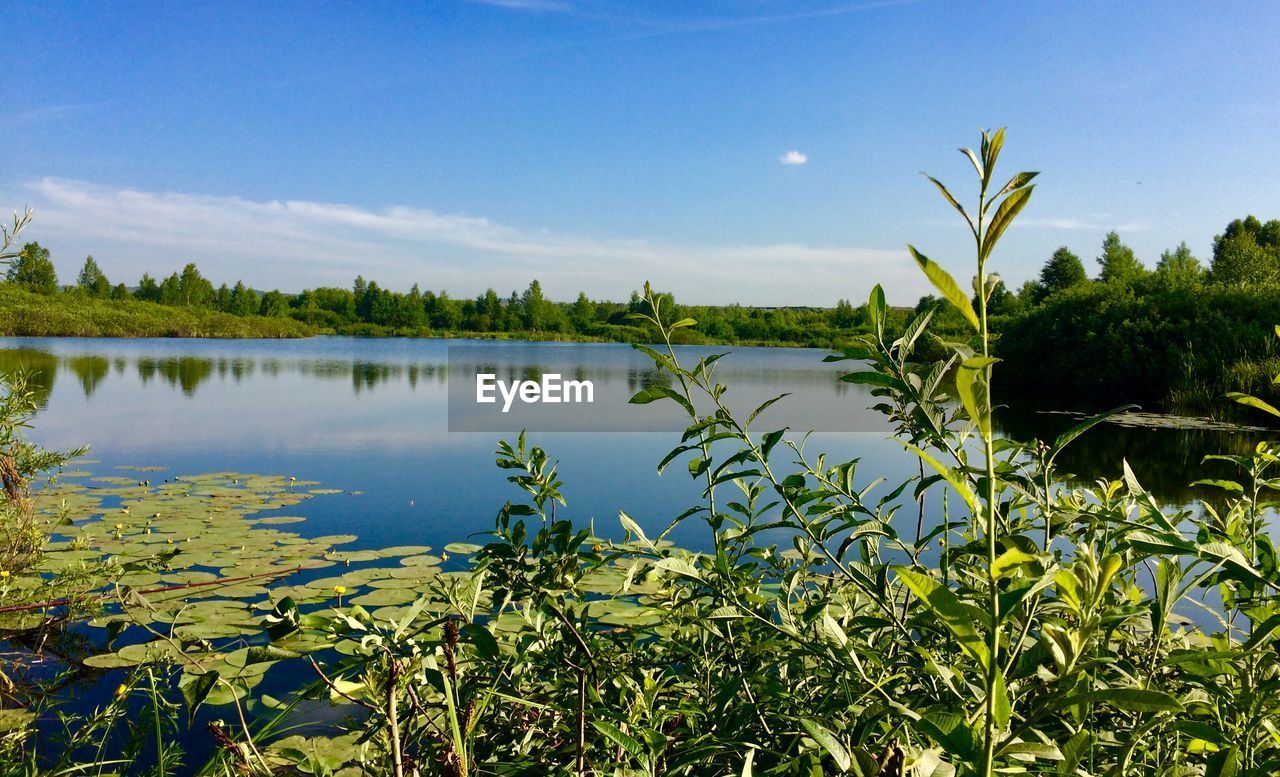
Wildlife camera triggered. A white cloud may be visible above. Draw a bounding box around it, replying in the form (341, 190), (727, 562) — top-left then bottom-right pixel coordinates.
(466, 0), (571, 11)
(780, 150), (808, 166)
(6, 177), (926, 306)
(1017, 216), (1151, 232)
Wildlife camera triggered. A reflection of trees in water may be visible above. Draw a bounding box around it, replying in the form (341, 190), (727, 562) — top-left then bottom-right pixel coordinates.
(137, 357), (215, 396)
(997, 406), (1270, 506)
(0, 349), (58, 408)
(67, 356), (109, 397)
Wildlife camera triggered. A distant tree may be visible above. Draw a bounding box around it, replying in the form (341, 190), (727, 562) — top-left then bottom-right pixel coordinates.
(5, 242), (58, 294)
(111, 283), (129, 300)
(177, 263), (214, 306)
(520, 279), (550, 330)
(831, 297), (860, 329)
(258, 290), (288, 317)
(395, 284), (425, 329)
(134, 273), (161, 302)
(158, 272), (181, 305)
(1015, 279), (1041, 305)
(475, 288), (503, 332)
(1154, 242), (1203, 287)
(230, 281), (257, 316)
(914, 295), (939, 315)
(1097, 231), (1145, 285)
(569, 292), (595, 331)
(1210, 216), (1280, 287)
(215, 283), (232, 312)
(77, 255), (111, 297)
(431, 291), (462, 330)
(1038, 246), (1087, 298)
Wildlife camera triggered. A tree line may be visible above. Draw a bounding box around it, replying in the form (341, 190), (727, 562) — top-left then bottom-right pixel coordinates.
(4, 214), (1279, 406)
(1, 243), (876, 345)
(985, 216), (1280, 406)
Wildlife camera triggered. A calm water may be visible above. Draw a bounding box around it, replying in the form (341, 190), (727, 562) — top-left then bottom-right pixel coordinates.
(1, 335), (1268, 553)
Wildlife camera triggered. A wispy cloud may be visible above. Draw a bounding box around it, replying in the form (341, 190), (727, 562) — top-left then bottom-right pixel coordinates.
(599, 0), (921, 36)
(1017, 216), (1151, 233)
(465, 0), (571, 11)
(780, 150), (808, 166)
(10, 103), (101, 124)
(12, 178), (925, 306)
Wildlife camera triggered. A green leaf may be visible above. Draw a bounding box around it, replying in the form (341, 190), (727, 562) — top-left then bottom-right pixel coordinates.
(1049, 404), (1138, 461)
(1190, 479), (1245, 493)
(747, 393), (790, 427)
(462, 623), (500, 661)
(1244, 613), (1280, 650)
(630, 385), (695, 417)
(918, 710), (981, 762)
(991, 547), (1037, 580)
(908, 246), (979, 332)
(839, 371), (901, 389)
(179, 670), (220, 723)
(1206, 745), (1240, 777)
(960, 146), (984, 181)
(593, 721), (645, 762)
(924, 174), (974, 232)
(619, 511), (654, 550)
(993, 170), (1039, 200)
(955, 358), (992, 437)
(868, 284), (886, 337)
(800, 719), (851, 772)
(669, 317), (697, 330)
(981, 185), (1034, 261)
(901, 442), (980, 515)
(652, 557), (702, 581)
(992, 671), (1011, 731)
(1060, 688), (1182, 713)
(896, 567), (989, 669)
(1057, 729), (1092, 775)
(760, 429), (786, 461)
(1226, 391), (1280, 418)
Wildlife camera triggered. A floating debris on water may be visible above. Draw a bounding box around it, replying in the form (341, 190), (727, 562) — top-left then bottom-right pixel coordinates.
(1037, 409), (1271, 433)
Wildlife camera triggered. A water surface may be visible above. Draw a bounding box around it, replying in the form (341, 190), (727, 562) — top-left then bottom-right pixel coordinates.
(1, 336), (1265, 552)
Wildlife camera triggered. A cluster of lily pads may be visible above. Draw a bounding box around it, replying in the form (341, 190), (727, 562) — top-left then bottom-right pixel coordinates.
(8, 464), (673, 733)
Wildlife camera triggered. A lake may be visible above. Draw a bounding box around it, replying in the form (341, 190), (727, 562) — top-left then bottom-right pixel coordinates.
(0, 335), (1264, 556)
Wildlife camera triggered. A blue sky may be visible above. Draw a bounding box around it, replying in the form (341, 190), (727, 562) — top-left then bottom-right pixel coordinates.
(2, 1), (1277, 305)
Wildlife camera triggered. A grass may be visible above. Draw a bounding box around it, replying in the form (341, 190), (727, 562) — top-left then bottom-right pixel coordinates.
(0, 286), (316, 339)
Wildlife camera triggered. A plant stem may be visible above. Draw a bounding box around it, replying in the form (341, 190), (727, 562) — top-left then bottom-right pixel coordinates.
(977, 185), (1000, 777)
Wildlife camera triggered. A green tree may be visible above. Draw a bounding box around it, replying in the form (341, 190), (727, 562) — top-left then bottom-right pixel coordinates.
(110, 282), (128, 300)
(134, 273), (161, 302)
(569, 292), (594, 332)
(76, 255), (110, 297)
(230, 281), (257, 316)
(1154, 241), (1203, 287)
(831, 297), (860, 329)
(1097, 231), (1145, 285)
(520, 279), (550, 330)
(158, 272), (181, 305)
(1211, 216), (1280, 287)
(5, 242), (58, 294)
(177, 263), (214, 307)
(1037, 246), (1087, 297)
(258, 290), (288, 317)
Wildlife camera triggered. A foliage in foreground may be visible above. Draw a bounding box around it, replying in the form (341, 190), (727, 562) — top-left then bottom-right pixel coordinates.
(7, 134), (1280, 776)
